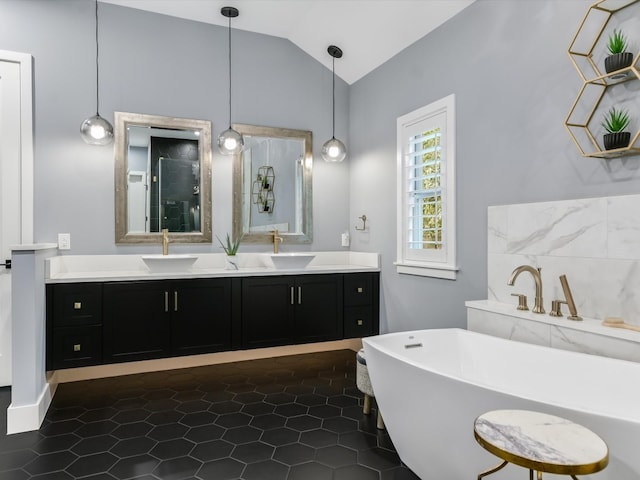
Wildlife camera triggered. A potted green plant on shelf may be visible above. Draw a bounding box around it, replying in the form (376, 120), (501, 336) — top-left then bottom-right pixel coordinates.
(601, 106), (631, 150)
(604, 29), (633, 75)
(217, 233), (241, 270)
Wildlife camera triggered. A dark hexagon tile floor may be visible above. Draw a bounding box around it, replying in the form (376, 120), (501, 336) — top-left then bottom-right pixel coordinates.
(0, 349), (419, 479)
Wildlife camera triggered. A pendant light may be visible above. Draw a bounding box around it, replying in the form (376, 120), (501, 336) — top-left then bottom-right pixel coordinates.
(80, 0), (114, 146)
(217, 6), (244, 155)
(322, 45), (346, 163)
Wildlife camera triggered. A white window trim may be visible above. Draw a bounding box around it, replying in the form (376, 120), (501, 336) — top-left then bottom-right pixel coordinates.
(395, 94), (457, 280)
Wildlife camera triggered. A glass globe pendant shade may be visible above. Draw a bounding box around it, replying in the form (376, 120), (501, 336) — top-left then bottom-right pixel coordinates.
(217, 127), (244, 155)
(321, 136), (347, 162)
(80, 113), (114, 145)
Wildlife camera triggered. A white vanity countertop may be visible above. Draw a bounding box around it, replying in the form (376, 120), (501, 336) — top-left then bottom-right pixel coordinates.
(466, 299), (640, 343)
(46, 251), (380, 283)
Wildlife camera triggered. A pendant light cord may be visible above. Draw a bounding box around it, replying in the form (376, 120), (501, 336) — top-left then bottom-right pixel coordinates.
(94, 0), (100, 116)
(332, 55), (336, 138)
(227, 14), (232, 127)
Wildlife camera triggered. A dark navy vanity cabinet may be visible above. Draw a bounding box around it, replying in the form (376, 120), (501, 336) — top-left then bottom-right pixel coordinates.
(46, 272), (379, 370)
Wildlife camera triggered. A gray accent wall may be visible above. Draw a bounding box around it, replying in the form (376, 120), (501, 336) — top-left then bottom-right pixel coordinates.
(349, 0), (640, 333)
(0, 0), (349, 254)
(3, 0), (639, 336)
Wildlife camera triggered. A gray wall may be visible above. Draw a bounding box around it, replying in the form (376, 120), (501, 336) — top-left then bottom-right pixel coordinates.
(0, 0), (349, 254)
(349, 0), (640, 333)
(5, 0), (640, 335)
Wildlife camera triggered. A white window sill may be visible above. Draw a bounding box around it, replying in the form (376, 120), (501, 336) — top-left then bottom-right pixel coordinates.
(394, 261), (458, 280)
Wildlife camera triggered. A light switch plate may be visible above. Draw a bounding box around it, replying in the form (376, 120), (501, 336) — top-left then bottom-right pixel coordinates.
(58, 233), (71, 250)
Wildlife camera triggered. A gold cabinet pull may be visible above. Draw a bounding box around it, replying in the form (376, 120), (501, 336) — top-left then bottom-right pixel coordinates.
(164, 291), (169, 312)
(357, 287), (363, 293)
(357, 319), (364, 326)
(298, 286), (302, 305)
(73, 344), (81, 352)
(73, 302), (82, 310)
(174, 291), (178, 312)
(290, 287), (294, 305)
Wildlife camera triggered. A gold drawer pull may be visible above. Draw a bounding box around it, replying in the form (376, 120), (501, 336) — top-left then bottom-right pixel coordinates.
(73, 302), (82, 310)
(357, 319), (364, 326)
(357, 287), (363, 293)
(73, 344), (81, 352)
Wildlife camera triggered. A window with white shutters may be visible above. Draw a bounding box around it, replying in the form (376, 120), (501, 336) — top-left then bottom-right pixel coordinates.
(396, 94), (457, 279)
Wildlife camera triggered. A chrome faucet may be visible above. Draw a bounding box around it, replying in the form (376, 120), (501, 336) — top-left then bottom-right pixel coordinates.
(508, 265), (544, 313)
(162, 228), (170, 255)
(271, 229), (284, 254)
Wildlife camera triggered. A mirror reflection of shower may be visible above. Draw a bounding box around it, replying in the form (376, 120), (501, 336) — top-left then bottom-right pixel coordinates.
(126, 126), (201, 233)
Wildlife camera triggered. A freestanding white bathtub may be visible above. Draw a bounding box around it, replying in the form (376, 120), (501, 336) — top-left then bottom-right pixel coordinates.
(363, 328), (640, 480)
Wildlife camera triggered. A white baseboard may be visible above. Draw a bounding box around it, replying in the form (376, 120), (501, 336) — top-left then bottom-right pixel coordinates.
(7, 381), (54, 434)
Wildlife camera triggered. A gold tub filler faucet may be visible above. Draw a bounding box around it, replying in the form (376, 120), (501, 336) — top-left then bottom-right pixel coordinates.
(507, 265), (544, 314)
(549, 274), (582, 321)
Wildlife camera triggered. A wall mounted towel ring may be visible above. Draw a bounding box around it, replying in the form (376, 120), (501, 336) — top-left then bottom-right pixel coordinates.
(356, 214), (367, 231)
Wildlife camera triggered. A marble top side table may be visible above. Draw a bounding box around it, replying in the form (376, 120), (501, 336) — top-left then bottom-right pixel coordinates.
(474, 410), (609, 480)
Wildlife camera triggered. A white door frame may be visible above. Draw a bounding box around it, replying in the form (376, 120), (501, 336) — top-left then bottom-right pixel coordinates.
(0, 49), (34, 243)
(0, 50), (34, 388)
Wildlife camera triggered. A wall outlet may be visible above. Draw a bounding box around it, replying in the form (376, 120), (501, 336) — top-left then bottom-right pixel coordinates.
(341, 232), (350, 247)
(58, 233), (71, 250)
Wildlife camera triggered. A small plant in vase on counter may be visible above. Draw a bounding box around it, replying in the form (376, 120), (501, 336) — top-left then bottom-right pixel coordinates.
(217, 233), (241, 270)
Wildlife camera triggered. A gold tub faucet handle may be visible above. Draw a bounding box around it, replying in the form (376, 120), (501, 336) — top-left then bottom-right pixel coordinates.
(510, 293), (529, 311)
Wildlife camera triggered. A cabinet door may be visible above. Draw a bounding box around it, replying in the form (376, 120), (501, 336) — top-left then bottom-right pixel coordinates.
(294, 275), (343, 343)
(171, 278), (232, 356)
(103, 281), (171, 363)
(242, 276), (294, 348)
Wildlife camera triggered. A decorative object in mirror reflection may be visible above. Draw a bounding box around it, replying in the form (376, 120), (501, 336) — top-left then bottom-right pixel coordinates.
(218, 6), (244, 155)
(252, 166), (275, 213)
(115, 112), (212, 244)
(322, 45), (347, 162)
(80, 0), (113, 146)
(232, 124), (312, 244)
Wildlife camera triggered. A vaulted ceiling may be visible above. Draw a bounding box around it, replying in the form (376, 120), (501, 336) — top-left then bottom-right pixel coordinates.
(101, 0), (475, 84)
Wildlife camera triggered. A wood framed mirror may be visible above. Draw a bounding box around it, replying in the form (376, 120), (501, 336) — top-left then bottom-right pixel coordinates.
(114, 112), (212, 244)
(232, 124), (313, 244)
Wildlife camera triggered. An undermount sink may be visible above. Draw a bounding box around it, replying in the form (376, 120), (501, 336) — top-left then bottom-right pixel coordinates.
(142, 254), (198, 273)
(270, 253), (316, 270)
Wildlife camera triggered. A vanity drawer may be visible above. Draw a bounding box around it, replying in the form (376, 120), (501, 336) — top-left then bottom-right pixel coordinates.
(51, 283), (103, 327)
(344, 306), (374, 338)
(344, 273), (374, 307)
(50, 325), (103, 369)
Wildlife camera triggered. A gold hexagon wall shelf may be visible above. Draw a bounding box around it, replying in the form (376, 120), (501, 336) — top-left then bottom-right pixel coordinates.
(566, 0), (640, 158)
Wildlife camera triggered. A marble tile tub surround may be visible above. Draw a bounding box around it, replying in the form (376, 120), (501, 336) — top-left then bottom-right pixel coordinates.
(46, 251), (380, 283)
(488, 193), (640, 326)
(467, 300), (640, 363)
